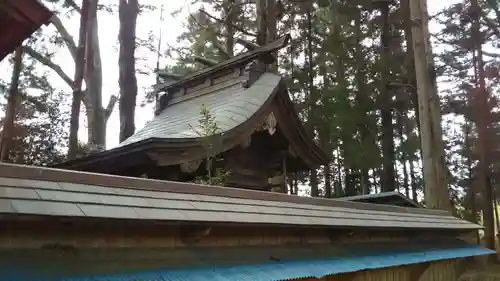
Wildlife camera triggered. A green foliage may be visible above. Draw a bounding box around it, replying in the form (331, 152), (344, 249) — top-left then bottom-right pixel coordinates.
(0, 53), (68, 166)
(190, 104), (231, 186)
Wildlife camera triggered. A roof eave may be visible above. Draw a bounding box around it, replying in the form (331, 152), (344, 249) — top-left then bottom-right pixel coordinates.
(51, 138), (167, 170)
(273, 86), (330, 168)
(0, 0), (53, 60)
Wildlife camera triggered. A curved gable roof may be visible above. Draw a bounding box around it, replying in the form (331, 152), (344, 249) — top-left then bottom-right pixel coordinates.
(54, 72), (328, 171)
(54, 35), (329, 171)
(119, 73), (281, 146)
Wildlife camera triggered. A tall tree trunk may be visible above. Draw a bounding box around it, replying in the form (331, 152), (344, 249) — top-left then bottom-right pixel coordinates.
(256, 0), (267, 46)
(86, 0), (107, 147)
(68, 0), (91, 159)
(401, 0), (421, 134)
(223, 0), (235, 57)
(22, 2), (116, 151)
(118, 0), (139, 142)
(471, 0), (496, 256)
(355, 8), (371, 194)
(380, 3), (396, 192)
(409, 0), (450, 210)
(409, 156), (418, 201)
(324, 164), (332, 198)
(402, 0), (424, 175)
(0, 47), (23, 162)
(465, 122), (480, 243)
(305, 8), (319, 197)
(335, 147), (343, 197)
(397, 112), (410, 196)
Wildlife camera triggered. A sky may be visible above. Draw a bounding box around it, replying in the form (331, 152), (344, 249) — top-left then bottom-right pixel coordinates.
(1, 0), (458, 150)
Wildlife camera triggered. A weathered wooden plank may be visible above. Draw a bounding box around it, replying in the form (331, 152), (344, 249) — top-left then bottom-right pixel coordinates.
(0, 185), (472, 226)
(0, 175), (481, 230)
(0, 177), (454, 220)
(4, 165), (448, 217)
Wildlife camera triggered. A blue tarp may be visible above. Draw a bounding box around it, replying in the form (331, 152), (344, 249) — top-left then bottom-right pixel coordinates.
(1, 240), (495, 281)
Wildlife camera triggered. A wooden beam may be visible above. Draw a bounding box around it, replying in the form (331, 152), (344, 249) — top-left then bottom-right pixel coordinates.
(193, 56), (219, 67)
(236, 38), (260, 51)
(409, 262), (431, 281)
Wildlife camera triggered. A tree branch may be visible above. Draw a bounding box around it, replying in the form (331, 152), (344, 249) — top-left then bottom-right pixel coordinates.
(187, 13), (230, 58)
(483, 50), (500, 57)
(23, 46), (96, 111)
(22, 46), (76, 89)
(236, 38), (260, 50)
(104, 95), (118, 121)
(198, 9), (258, 37)
(64, 0), (82, 13)
(50, 15), (77, 60)
(194, 56), (219, 66)
(157, 71), (183, 80)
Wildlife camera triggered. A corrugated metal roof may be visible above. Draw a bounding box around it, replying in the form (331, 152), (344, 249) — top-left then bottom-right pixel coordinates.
(0, 239), (493, 281)
(62, 244), (496, 281)
(0, 176), (482, 230)
(119, 73), (280, 146)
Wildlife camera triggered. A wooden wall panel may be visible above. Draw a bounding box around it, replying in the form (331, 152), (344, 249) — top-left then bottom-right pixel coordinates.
(417, 260), (461, 281)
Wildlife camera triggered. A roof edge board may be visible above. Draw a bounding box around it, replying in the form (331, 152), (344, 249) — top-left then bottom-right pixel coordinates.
(273, 90), (330, 166)
(340, 191), (423, 208)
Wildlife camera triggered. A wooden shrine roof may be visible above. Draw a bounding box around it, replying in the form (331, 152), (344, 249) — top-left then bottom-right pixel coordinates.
(55, 35), (329, 171)
(0, 163), (481, 231)
(341, 191), (422, 208)
(119, 73), (282, 145)
(0, 0), (52, 60)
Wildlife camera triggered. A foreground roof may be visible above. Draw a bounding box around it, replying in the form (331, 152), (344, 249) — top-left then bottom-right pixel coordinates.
(0, 0), (53, 60)
(0, 164), (481, 230)
(341, 191), (422, 208)
(0, 239), (494, 281)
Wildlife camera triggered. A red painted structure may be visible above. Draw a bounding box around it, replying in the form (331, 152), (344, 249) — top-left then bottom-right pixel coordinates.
(0, 0), (53, 60)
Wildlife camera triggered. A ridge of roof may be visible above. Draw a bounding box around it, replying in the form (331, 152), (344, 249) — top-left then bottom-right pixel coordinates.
(153, 34), (291, 94)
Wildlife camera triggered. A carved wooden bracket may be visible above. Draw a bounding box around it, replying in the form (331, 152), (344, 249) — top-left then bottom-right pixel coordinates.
(240, 134), (252, 148)
(147, 152), (169, 166)
(180, 159), (203, 173)
(179, 225), (212, 246)
(263, 112), (277, 135)
(241, 59), (267, 88)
